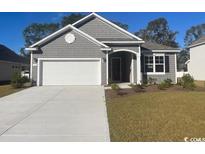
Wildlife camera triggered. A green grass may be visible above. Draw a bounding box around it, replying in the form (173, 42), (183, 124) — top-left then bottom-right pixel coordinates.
(106, 92), (205, 141)
(195, 80), (205, 88)
(0, 85), (24, 98)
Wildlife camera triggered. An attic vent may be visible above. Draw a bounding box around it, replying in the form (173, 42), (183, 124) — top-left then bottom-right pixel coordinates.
(65, 33), (75, 44)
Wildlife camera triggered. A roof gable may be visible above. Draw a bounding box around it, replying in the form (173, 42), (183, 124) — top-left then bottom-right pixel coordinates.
(73, 13), (143, 41)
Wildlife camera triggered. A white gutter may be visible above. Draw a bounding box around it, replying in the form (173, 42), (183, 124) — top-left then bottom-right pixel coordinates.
(25, 48), (38, 51)
(101, 41), (145, 44)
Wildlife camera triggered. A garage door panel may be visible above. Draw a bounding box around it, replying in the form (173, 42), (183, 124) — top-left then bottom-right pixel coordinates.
(41, 60), (101, 85)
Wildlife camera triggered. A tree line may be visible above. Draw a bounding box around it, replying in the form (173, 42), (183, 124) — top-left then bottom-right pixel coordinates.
(20, 13), (205, 71)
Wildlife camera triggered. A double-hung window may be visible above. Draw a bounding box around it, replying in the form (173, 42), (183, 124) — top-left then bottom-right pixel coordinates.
(155, 55), (164, 72)
(144, 55), (153, 72)
(144, 54), (165, 74)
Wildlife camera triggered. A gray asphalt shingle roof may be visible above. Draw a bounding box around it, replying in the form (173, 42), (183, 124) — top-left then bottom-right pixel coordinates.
(141, 41), (179, 50)
(189, 35), (205, 47)
(0, 44), (29, 64)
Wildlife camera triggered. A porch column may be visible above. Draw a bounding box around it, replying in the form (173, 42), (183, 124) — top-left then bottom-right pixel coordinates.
(106, 51), (109, 85)
(136, 46), (141, 84)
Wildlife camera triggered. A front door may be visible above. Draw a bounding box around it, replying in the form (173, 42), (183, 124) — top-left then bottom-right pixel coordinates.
(111, 57), (121, 82)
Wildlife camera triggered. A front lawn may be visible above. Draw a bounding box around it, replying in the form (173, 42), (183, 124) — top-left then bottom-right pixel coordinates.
(0, 84), (24, 98)
(195, 80), (205, 88)
(106, 91), (205, 141)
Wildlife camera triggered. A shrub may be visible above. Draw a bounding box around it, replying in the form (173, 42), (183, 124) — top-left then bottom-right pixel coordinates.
(11, 72), (24, 88)
(158, 82), (168, 90)
(158, 79), (172, 90)
(21, 76), (30, 83)
(111, 83), (120, 91)
(132, 84), (144, 93)
(181, 74), (195, 90)
(164, 78), (172, 88)
(148, 77), (157, 85)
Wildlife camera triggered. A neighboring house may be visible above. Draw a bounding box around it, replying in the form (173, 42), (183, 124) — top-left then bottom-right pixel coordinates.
(0, 44), (29, 82)
(187, 36), (205, 81)
(26, 13), (180, 86)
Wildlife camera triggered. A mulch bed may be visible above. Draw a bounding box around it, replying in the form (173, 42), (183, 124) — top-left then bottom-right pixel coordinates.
(105, 84), (205, 101)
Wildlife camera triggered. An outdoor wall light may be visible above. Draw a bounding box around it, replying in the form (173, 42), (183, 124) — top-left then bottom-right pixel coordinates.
(34, 58), (38, 63)
(102, 58), (106, 63)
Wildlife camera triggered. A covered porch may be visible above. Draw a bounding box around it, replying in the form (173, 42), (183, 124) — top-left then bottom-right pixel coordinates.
(106, 49), (141, 85)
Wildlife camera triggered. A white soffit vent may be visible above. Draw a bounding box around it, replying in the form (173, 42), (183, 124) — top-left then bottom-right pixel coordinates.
(65, 33), (75, 44)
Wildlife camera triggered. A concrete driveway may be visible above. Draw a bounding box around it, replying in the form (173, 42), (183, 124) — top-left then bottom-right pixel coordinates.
(0, 86), (110, 141)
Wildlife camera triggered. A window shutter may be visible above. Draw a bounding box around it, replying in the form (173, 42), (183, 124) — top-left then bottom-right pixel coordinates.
(141, 55), (144, 73)
(165, 56), (170, 73)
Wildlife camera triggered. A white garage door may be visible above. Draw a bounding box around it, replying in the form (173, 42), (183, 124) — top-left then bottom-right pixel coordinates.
(40, 59), (101, 86)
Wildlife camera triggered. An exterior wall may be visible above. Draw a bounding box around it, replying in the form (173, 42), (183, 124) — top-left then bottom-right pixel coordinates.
(32, 29), (106, 85)
(0, 61), (26, 81)
(189, 44), (205, 80)
(78, 17), (134, 39)
(141, 52), (177, 84)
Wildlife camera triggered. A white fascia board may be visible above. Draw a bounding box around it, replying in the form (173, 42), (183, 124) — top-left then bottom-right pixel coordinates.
(30, 24), (72, 48)
(38, 58), (101, 61)
(151, 49), (181, 53)
(101, 48), (112, 51)
(30, 24), (108, 48)
(72, 12), (143, 41)
(188, 42), (205, 48)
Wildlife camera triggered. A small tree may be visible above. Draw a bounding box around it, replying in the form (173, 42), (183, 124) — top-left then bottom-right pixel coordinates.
(11, 72), (24, 88)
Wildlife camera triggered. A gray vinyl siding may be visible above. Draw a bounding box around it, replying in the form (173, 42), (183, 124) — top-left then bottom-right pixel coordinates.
(32, 29), (106, 85)
(142, 53), (176, 84)
(78, 17), (134, 40)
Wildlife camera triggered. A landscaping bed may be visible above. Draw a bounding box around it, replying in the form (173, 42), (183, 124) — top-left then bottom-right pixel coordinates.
(0, 84), (25, 98)
(105, 84), (205, 100)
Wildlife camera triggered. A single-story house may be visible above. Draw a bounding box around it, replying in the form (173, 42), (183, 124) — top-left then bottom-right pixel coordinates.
(26, 13), (180, 86)
(187, 36), (205, 80)
(0, 44), (29, 82)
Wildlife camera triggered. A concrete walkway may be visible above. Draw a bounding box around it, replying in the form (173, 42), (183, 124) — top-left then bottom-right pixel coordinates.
(0, 86), (110, 142)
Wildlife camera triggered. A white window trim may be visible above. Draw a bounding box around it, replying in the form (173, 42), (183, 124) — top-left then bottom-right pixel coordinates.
(144, 53), (165, 75)
(37, 58), (102, 86)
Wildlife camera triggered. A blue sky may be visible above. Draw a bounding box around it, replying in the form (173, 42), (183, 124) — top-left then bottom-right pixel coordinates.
(1, 12), (205, 53)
